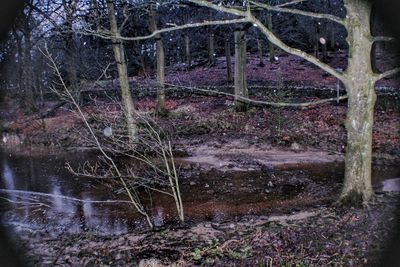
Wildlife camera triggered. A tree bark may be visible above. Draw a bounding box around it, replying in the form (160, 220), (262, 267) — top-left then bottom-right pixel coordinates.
(185, 35), (191, 69)
(62, 0), (79, 102)
(22, 22), (36, 111)
(234, 29), (248, 111)
(257, 37), (265, 67)
(267, 13), (275, 63)
(106, 0), (137, 141)
(224, 34), (232, 82)
(149, 3), (166, 114)
(208, 33), (215, 65)
(340, 0), (376, 205)
(314, 22), (320, 58)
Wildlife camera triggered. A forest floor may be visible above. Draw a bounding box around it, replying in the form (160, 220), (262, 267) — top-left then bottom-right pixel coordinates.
(1, 52), (400, 266)
(9, 194), (400, 266)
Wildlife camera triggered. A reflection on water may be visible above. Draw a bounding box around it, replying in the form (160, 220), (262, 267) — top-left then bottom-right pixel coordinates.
(153, 207), (164, 227)
(0, 148), (399, 235)
(2, 160), (15, 190)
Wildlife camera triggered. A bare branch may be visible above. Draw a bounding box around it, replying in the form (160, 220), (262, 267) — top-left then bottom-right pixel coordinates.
(81, 18), (250, 41)
(373, 36), (396, 42)
(187, 0), (343, 81)
(0, 189), (133, 205)
(41, 45), (153, 228)
(250, 0), (344, 25)
(187, 0), (249, 17)
(376, 67), (400, 81)
(276, 0), (307, 8)
(165, 83), (347, 107)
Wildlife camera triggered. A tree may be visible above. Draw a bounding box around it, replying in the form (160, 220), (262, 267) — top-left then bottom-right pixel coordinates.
(105, 0), (137, 141)
(186, 0), (399, 205)
(234, 27), (248, 111)
(149, 1), (167, 114)
(224, 33), (233, 82)
(62, 0), (79, 101)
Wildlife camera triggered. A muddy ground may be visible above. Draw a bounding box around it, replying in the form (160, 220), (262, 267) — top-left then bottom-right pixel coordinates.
(7, 194), (400, 266)
(1, 53), (400, 266)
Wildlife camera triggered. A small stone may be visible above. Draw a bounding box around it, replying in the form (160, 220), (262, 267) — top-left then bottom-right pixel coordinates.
(205, 183), (210, 188)
(103, 126), (113, 137)
(190, 181), (196, 186)
(290, 142), (301, 151)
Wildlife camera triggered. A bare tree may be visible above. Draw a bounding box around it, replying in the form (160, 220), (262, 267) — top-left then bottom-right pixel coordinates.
(234, 27), (248, 111)
(149, 1), (167, 114)
(224, 33), (233, 82)
(62, 0), (80, 101)
(43, 46), (184, 227)
(105, 0), (137, 141)
(186, 0), (399, 205)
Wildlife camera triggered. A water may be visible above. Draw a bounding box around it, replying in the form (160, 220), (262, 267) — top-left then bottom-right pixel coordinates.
(0, 148), (399, 235)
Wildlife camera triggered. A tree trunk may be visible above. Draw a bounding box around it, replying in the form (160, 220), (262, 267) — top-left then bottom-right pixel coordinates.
(208, 33), (215, 65)
(185, 35), (191, 69)
(314, 22), (320, 58)
(12, 30), (23, 94)
(267, 13), (275, 63)
(149, 3), (166, 114)
(22, 25), (36, 111)
(340, 0), (376, 205)
(257, 37), (265, 67)
(63, 0), (79, 102)
(224, 35), (232, 82)
(106, 0), (137, 141)
(65, 32), (79, 100)
(155, 38), (166, 114)
(234, 29), (248, 111)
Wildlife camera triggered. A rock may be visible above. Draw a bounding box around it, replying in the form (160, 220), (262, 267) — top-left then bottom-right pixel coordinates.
(127, 234), (146, 244)
(138, 258), (165, 267)
(290, 142), (301, 151)
(190, 223), (224, 240)
(190, 181), (196, 186)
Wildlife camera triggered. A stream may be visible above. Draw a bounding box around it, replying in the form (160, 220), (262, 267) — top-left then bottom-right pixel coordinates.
(0, 148), (399, 235)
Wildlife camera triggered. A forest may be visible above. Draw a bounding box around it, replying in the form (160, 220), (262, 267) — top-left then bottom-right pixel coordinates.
(0, 0), (399, 266)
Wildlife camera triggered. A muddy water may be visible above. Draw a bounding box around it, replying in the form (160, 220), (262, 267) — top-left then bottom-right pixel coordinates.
(0, 149), (399, 235)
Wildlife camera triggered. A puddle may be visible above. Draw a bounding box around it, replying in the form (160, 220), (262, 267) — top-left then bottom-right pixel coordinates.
(0, 148), (398, 235)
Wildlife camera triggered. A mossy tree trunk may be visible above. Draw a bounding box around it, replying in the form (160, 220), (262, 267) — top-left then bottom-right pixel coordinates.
(234, 29), (248, 111)
(106, 0), (137, 141)
(340, 0), (376, 205)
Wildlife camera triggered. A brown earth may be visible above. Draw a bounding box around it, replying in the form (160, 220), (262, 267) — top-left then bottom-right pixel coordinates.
(8, 194), (400, 266)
